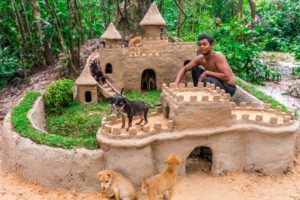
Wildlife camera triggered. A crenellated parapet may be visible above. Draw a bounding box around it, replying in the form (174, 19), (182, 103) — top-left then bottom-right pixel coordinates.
(171, 42), (197, 49)
(162, 82), (231, 105)
(231, 101), (296, 127)
(128, 52), (165, 57)
(100, 111), (174, 139)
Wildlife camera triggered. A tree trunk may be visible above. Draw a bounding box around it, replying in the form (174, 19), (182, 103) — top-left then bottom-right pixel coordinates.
(45, 0), (65, 52)
(237, 0), (243, 19)
(248, 0), (256, 26)
(174, 0), (187, 37)
(31, 0), (54, 65)
(73, 0), (84, 43)
(12, 0), (27, 48)
(20, 0), (33, 48)
(67, 0), (81, 75)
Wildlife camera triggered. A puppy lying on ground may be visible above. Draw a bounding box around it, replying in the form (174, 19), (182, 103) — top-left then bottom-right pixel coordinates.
(139, 153), (182, 200)
(97, 169), (136, 200)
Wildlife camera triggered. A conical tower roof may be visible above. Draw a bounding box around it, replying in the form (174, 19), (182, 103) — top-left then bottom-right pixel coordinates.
(140, 2), (166, 26)
(75, 65), (98, 85)
(101, 23), (122, 40)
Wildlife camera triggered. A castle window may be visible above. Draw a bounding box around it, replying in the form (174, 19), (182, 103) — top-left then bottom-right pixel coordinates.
(105, 63), (113, 74)
(85, 91), (92, 102)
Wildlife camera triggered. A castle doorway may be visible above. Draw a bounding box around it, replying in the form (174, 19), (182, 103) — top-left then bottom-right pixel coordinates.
(141, 69), (156, 91)
(186, 146), (212, 174)
(85, 91), (92, 102)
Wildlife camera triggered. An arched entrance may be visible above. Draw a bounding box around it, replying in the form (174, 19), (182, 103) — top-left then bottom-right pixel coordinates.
(85, 91), (92, 102)
(105, 63), (113, 74)
(141, 69), (156, 91)
(186, 146), (212, 174)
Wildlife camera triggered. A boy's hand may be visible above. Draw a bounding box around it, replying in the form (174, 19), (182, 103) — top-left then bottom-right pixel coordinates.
(198, 71), (207, 82)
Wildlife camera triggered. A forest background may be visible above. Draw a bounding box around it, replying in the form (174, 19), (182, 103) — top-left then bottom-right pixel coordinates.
(1, 0), (299, 89)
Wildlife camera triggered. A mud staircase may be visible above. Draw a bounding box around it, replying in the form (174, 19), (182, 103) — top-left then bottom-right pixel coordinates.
(96, 80), (120, 98)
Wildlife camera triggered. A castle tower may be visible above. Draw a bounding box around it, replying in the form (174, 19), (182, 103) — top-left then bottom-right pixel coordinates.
(75, 66), (98, 104)
(140, 2), (166, 40)
(100, 23), (122, 47)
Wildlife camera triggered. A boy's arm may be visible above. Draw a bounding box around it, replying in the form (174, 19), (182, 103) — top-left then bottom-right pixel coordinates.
(174, 56), (202, 86)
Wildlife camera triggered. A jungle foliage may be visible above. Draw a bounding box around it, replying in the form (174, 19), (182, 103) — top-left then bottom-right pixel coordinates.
(1, 0), (299, 88)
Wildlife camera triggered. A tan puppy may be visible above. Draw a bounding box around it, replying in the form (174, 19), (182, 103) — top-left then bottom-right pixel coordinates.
(99, 188), (115, 200)
(128, 36), (142, 48)
(139, 153), (182, 200)
(97, 169), (136, 200)
(128, 36), (142, 55)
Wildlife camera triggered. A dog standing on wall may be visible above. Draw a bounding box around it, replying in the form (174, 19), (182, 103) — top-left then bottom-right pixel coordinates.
(128, 36), (142, 55)
(115, 96), (151, 131)
(97, 169), (136, 200)
(139, 153), (182, 200)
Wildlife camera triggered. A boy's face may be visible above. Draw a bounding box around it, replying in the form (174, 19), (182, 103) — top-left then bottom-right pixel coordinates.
(198, 39), (212, 55)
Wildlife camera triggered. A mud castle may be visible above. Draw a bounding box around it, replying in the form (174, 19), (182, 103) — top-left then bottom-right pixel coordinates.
(97, 82), (298, 185)
(1, 2), (299, 192)
(75, 2), (196, 104)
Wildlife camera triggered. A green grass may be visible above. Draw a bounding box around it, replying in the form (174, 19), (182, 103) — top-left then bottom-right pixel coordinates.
(11, 91), (105, 149)
(46, 102), (109, 138)
(124, 90), (161, 110)
(11, 90), (162, 149)
(236, 79), (288, 112)
(15, 87), (295, 150)
(292, 67), (300, 75)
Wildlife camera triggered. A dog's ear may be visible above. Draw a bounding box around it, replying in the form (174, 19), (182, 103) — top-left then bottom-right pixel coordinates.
(107, 170), (112, 178)
(97, 172), (102, 180)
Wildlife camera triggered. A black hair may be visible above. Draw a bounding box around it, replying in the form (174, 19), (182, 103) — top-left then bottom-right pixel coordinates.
(198, 33), (214, 45)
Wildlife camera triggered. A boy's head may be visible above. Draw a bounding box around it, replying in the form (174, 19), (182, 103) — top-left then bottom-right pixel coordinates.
(198, 33), (214, 45)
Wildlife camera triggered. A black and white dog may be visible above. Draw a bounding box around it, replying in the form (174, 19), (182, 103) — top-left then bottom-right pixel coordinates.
(106, 89), (151, 131)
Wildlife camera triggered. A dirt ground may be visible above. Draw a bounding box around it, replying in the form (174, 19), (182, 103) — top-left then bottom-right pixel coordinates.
(1, 155), (300, 200)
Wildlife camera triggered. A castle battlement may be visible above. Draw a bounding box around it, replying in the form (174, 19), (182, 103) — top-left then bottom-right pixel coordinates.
(231, 102), (295, 127)
(100, 112), (174, 139)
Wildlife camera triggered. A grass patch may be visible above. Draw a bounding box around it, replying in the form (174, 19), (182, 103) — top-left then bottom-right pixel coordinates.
(124, 90), (161, 111)
(11, 91), (105, 149)
(292, 67), (300, 75)
(46, 102), (109, 138)
(236, 79), (288, 112)
(11, 90), (162, 150)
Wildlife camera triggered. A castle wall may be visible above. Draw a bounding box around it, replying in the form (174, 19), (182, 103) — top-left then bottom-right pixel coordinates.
(102, 145), (155, 186)
(99, 48), (125, 91)
(76, 85), (98, 104)
(173, 102), (232, 130)
(99, 42), (197, 92)
(1, 112), (105, 192)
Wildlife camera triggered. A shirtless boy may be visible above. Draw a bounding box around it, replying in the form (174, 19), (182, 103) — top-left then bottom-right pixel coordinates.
(174, 33), (236, 96)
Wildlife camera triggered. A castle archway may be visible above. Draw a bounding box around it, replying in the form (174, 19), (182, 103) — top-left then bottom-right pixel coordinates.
(85, 91), (92, 103)
(186, 146), (212, 174)
(105, 63), (113, 74)
(141, 69), (156, 91)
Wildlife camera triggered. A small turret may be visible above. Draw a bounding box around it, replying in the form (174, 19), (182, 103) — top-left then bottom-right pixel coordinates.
(100, 23), (122, 47)
(140, 2), (166, 40)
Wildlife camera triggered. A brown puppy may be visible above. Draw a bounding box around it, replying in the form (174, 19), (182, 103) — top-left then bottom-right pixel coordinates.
(140, 153), (182, 200)
(97, 170), (136, 200)
(99, 188), (115, 200)
(128, 36), (142, 55)
(128, 36), (142, 48)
